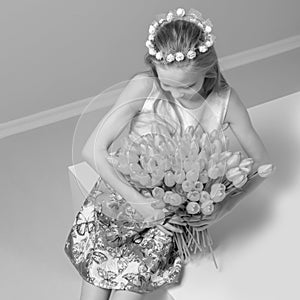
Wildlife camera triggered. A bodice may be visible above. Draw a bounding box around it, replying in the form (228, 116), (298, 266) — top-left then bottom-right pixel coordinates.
(129, 79), (231, 141)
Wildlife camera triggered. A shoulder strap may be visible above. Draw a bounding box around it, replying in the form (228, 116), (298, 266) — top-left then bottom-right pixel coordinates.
(221, 86), (232, 124)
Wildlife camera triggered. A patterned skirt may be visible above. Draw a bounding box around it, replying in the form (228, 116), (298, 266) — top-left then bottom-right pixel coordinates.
(64, 176), (184, 294)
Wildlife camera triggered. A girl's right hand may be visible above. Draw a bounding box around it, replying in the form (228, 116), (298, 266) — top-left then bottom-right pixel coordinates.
(130, 194), (166, 225)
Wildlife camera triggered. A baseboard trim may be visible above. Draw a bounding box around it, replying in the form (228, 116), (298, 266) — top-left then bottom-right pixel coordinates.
(1, 34), (300, 139)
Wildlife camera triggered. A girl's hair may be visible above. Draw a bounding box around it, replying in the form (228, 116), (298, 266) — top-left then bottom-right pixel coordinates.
(130, 19), (230, 135)
(144, 19), (229, 96)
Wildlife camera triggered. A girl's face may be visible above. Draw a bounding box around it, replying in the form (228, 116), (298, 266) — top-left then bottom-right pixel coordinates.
(156, 66), (206, 101)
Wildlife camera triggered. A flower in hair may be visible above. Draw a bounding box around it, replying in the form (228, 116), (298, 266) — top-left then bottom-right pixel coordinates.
(146, 7), (216, 63)
(156, 51), (163, 60)
(145, 40), (154, 49)
(166, 53), (175, 62)
(204, 25), (212, 33)
(175, 52), (185, 61)
(148, 34), (155, 41)
(198, 45), (208, 53)
(176, 8), (186, 17)
(166, 12), (174, 22)
(187, 50), (196, 59)
(149, 48), (156, 56)
(149, 25), (156, 35)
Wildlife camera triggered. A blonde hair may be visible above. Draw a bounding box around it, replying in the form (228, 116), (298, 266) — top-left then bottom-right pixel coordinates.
(129, 19), (230, 136)
(144, 19), (229, 96)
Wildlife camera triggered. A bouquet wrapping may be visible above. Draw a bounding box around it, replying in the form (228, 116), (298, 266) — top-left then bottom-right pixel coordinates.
(103, 118), (276, 268)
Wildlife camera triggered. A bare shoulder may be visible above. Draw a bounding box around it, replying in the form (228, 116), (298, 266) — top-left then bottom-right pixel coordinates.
(225, 86), (253, 129)
(112, 72), (155, 114)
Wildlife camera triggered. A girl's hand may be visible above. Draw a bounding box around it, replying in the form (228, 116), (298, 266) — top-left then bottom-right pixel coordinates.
(131, 194), (166, 226)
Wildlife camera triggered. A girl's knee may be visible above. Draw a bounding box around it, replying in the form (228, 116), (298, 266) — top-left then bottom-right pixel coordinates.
(80, 279), (112, 300)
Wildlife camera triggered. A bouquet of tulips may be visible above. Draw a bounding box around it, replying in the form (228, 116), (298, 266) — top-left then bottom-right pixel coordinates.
(106, 120), (275, 266)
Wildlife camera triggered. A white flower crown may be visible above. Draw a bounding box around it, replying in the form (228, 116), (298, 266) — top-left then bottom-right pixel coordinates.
(146, 7), (216, 63)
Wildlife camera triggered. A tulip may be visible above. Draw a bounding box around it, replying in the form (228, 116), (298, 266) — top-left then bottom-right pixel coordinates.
(209, 129), (219, 142)
(152, 167), (164, 179)
(178, 140), (189, 157)
(186, 201), (201, 214)
(186, 169), (199, 182)
(174, 169), (186, 184)
(146, 157), (157, 173)
(199, 159), (206, 172)
(187, 190), (200, 201)
(164, 171), (176, 187)
(216, 161), (227, 177)
(185, 125), (195, 136)
(225, 167), (244, 181)
(199, 190), (211, 203)
(153, 134), (164, 148)
(166, 139), (176, 153)
(194, 124), (203, 137)
(152, 186), (165, 200)
(239, 157), (254, 168)
(129, 142), (141, 155)
(139, 155), (149, 170)
(174, 183), (185, 196)
(232, 174), (248, 188)
(126, 150), (139, 163)
(207, 166), (220, 179)
(163, 191), (174, 204)
(183, 132), (192, 144)
(191, 160), (201, 174)
(184, 157), (194, 172)
(137, 173), (152, 186)
(199, 132), (210, 148)
(219, 150), (232, 161)
(210, 183), (226, 203)
(198, 149), (209, 163)
(201, 200), (215, 215)
(120, 136), (132, 149)
(106, 154), (119, 167)
(219, 134), (230, 151)
(151, 176), (163, 186)
(210, 152), (220, 163)
(194, 181), (204, 191)
(182, 180), (194, 192)
(199, 170), (209, 183)
(212, 139), (222, 154)
(168, 193), (183, 206)
(189, 140), (200, 160)
(129, 163), (142, 173)
(258, 163), (276, 178)
(226, 151), (242, 169)
(151, 199), (166, 209)
(117, 163), (130, 175)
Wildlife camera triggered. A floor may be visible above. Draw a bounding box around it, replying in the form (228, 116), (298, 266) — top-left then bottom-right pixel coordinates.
(0, 48), (299, 300)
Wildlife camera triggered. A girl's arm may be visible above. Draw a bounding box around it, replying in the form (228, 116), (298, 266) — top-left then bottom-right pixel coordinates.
(82, 73), (153, 206)
(226, 87), (272, 171)
(196, 87), (274, 228)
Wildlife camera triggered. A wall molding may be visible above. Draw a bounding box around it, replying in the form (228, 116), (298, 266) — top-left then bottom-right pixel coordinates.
(1, 34), (300, 139)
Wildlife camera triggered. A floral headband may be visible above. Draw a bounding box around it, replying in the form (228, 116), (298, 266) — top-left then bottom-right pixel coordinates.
(145, 7), (216, 63)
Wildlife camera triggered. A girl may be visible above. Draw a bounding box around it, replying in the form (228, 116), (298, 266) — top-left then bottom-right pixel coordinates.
(64, 7), (271, 300)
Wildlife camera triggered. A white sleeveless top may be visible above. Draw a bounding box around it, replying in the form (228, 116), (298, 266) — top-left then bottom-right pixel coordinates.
(129, 79), (231, 140)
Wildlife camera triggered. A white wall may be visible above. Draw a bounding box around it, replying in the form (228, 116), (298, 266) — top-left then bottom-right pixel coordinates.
(1, 0), (299, 123)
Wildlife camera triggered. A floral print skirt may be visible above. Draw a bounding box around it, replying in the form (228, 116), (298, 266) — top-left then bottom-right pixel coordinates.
(64, 176), (184, 294)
